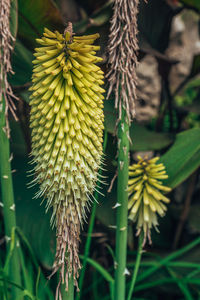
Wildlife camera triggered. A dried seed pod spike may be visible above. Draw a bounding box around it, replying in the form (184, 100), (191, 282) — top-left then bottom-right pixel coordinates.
(0, 0), (18, 137)
(106, 0), (139, 123)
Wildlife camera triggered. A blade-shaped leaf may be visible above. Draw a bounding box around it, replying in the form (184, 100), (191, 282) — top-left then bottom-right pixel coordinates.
(104, 99), (173, 151)
(138, 0), (179, 53)
(17, 0), (64, 48)
(189, 54), (200, 78)
(188, 204), (200, 233)
(10, 0), (18, 38)
(129, 123), (173, 151)
(180, 0), (200, 12)
(9, 40), (33, 87)
(12, 154), (55, 269)
(159, 128), (200, 188)
(74, 1), (112, 33)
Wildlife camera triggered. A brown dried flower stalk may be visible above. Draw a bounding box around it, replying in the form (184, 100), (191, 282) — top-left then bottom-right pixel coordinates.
(106, 0), (139, 122)
(0, 0), (18, 137)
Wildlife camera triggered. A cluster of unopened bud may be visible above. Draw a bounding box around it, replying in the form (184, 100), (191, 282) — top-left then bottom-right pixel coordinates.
(128, 156), (171, 244)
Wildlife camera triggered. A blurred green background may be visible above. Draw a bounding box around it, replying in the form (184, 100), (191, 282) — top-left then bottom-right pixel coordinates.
(1, 0), (200, 299)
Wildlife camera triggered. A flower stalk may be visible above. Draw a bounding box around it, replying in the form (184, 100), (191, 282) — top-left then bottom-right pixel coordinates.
(61, 275), (74, 300)
(0, 0), (20, 298)
(0, 95), (21, 299)
(127, 230), (144, 300)
(114, 107), (129, 300)
(106, 1), (140, 300)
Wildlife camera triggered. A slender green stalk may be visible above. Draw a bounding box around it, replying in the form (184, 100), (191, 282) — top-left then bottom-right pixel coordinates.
(76, 131), (108, 300)
(61, 276), (74, 300)
(0, 95), (21, 298)
(114, 107), (129, 300)
(127, 231), (144, 300)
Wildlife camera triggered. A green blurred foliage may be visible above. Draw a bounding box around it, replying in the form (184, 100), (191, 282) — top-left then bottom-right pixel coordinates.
(1, 0), (200, 299)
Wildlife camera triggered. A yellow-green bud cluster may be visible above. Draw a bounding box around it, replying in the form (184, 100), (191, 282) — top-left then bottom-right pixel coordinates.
(29, 27), (105, 290)
(128, 156), (171, 244)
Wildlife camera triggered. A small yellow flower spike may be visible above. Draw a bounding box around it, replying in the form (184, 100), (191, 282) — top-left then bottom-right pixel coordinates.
(128, 156), (171, 245)
(29, 23), (105, 294)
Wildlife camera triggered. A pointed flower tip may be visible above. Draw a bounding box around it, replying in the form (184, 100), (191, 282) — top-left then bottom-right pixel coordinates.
(128, 156), (171, 245)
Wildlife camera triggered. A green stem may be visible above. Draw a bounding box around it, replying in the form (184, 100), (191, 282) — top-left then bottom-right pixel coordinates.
(0, 96), (21, 298)
(127, 231), (144, 300)
(76, 131), (108, 300)
(114, 107), (129, 300)
(61, 276), (74, 300)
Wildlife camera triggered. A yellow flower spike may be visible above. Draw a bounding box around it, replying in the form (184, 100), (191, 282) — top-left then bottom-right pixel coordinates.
(29, 23), (104, 294)
(128, 156), (171, 245)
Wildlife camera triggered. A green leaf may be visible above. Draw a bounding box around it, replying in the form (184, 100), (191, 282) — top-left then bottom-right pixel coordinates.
(10, 120), (27, 156)
(10, 0), (18, 38)
(9, 40), (33, 87)
(138, 0), (179, 53)
(129, 124), (173, 151)
(12, 155), (55, 268)
(104, 99), (173, 151)
(79, 256), (114, 284)
(95, 181), (116, 228)
(180, 0), (200, 12)
(188, 204), (200, 233)
(159, 128), (200, 188)
(189, 54), (200, 78)
(17, 0), (64, 48)
(74, 2), (112, 33)
(173, 60), (200, 96)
